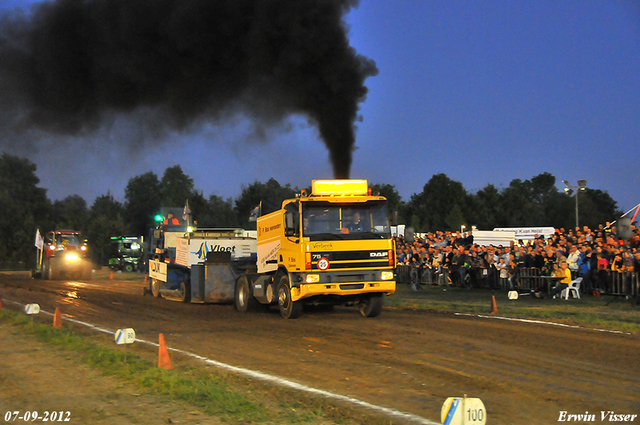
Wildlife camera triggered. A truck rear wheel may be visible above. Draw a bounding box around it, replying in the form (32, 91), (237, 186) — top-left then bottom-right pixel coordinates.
(359, 294), (384, 317)
(278, 275), (302, 319)
(151, 278), (162, 298)
(235, 275), (256, 313)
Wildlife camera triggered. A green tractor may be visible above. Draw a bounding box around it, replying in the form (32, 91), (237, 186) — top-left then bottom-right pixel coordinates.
(108, 236), (143, 272)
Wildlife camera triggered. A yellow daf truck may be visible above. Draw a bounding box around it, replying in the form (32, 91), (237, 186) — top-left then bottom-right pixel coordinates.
(235, 179), (396, 319)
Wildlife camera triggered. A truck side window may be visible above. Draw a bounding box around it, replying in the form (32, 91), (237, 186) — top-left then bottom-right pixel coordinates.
(284, 205), (299, 237)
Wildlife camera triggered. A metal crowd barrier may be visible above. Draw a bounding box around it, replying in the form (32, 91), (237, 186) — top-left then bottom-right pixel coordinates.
(608, 271), (639, 296)
(396, 264), (640, 297)
(396, 265), (443, 286)
(517, 268), (541, 291)
(396, 265), (492, 288)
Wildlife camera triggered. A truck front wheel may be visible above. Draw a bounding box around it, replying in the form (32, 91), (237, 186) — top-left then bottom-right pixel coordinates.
(235, 275), (256, 313)
(359, 294), (384, 317)
(278, 275), (302, 319)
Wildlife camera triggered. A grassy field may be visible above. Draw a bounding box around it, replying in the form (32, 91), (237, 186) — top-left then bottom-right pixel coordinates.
(388, 282), (640, 334)
(0, 309), (393, 425)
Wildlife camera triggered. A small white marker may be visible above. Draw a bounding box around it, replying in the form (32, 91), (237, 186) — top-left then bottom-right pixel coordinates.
(24, 303), (40, 315)
(441, 395), (486, 425)
(115, 328), (136, 345)
(508, 290), (518, 300)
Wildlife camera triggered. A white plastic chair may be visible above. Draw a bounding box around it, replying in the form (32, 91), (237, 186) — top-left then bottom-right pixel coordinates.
(562, 277), (582, 300)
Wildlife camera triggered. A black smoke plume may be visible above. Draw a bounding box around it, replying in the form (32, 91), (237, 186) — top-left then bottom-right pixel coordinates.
(0, 0), (377, 178)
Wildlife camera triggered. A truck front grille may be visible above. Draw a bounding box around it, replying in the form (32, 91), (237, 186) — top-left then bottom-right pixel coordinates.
(310, 250), (391, 270)
(339, 284), (364, 290)
(337, 274), (365, 282)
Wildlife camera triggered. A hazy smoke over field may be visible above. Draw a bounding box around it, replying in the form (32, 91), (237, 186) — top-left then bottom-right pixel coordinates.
(0, 0), (377, 178)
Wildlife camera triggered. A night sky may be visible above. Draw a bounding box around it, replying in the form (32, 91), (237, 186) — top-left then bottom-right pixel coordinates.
(1, 0), (638, 216)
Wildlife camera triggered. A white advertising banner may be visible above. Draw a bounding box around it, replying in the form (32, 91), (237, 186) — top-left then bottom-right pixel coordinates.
(493, 227), (555, 241)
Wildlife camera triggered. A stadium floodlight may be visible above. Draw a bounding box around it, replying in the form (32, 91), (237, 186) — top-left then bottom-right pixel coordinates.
(562, 180), (587, 228)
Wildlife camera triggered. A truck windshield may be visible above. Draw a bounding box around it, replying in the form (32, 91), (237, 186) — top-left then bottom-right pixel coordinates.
(302, 201), (391, 240)
(56, 234), (81, 247)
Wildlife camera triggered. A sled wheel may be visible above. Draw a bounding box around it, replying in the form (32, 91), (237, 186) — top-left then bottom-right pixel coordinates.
(151, 278), (163, 298)
(179, 280), (191, 303)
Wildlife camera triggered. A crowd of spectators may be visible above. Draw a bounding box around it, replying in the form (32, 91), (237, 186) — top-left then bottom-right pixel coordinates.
(394, 222), (640, 298)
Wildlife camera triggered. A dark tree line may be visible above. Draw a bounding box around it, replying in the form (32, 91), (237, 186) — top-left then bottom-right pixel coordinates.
(402, 172), (621, 233)
(0, 153), (622, 270)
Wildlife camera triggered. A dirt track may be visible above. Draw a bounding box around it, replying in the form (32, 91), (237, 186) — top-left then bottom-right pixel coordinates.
(1, 272), (638, 425)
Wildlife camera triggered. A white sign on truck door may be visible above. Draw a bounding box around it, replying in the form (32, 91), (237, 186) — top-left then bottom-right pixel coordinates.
(148, 259), (167, 281)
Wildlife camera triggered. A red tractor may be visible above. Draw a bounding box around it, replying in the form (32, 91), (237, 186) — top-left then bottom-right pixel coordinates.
(39, 230), (92, 280)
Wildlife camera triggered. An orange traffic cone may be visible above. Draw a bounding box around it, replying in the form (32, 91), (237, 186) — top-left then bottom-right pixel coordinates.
(490, 295), (498, 314)
(144, 275), (148, 283)
(158, 333), (173, 369)
(0, 294), (4, 309)
(53, 307), (62, 328)
(110, 271), (113, 280)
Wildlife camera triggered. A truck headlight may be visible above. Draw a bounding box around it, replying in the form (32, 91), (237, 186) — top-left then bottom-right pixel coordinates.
(306, 274), (320, 283)
(381, 271), (394, 280)
(65, 253), (79, 261)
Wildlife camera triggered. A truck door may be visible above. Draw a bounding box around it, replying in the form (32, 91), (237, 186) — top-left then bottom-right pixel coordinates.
(282, 202), (303, 271)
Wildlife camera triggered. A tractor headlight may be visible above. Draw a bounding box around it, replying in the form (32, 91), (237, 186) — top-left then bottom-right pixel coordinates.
(65, 253), (79, 261)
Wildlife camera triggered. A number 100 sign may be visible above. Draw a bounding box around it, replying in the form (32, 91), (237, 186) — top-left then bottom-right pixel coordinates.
(441, 396), (486, 425)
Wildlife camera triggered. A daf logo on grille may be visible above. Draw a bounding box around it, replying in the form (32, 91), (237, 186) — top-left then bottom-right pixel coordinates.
(370, 252), (388, 258)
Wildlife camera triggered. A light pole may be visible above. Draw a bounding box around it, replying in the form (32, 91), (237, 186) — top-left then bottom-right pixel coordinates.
(562, 180), (587, 228)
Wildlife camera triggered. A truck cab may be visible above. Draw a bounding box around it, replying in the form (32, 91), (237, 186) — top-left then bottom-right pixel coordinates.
(249, 179), (396, 318)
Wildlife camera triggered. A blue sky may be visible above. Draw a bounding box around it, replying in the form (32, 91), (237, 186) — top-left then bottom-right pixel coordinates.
(1, 1), (639, 216)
